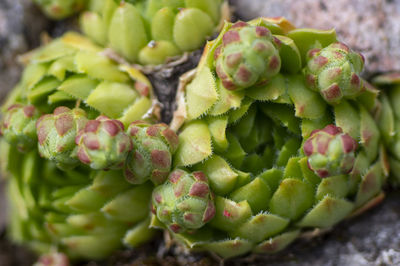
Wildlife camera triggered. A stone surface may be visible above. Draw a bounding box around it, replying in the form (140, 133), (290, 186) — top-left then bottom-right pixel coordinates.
(229, 0), (400, 76)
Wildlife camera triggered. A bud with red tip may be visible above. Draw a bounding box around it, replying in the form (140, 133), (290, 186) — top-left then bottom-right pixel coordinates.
(34, 252), (69, 266)
(36, 106), (87, 169)
(215, 21), (281, 91)
(303, 124), (358, 178)
(1, 104), (40, 152)
(304, 42), (365, 104)
(124, 121), (179, 185)
(152, 169), (216, 233)
(76, 116), (132, 170)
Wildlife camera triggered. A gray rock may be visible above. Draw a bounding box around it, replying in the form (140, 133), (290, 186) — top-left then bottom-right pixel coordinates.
(230, 0), (400, 76)
(0, 0), (49, 101)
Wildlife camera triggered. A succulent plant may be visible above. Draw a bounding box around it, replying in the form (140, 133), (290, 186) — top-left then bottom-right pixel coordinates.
(303, 124), (358, 178)
(152, 18), (387, 259)
(33, 0), (86, 20)
(1, 32), (160, 259)
(124, 121), (179, 185)
(80, 0), (229, 65)
(215, 22), (281, 90)
(373, 72), (400, 187)
(0, 104), (41, 152)
(76, 116), (132, 170)
(304, 42), (365, 104)
(37, 106), (88, 170)
(152, 169), (215, 233)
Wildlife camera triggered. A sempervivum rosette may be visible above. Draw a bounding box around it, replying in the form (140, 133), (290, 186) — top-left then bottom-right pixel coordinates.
(373, 72), (400, 187)
(124, 121), (179, 185)
(0, 104), (41, 152)
(0, 32), (166, 259)
(151, 18), (388, 258)
(80, 0), (229, 65)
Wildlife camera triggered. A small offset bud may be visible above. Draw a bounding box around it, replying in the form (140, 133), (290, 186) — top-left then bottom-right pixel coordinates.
(303, 124), (358, 178)
(76, 116), (132, 170)
(1, 104), (40, 152)
(36, 106), (87, 169)
(124, 121), (179, 185)
(34, 252), (69, 266)
(215, 21), (281, 91)
(152, 169), (215, 233)
(304, 42), (365, 104)
(34, 0), (86, 20)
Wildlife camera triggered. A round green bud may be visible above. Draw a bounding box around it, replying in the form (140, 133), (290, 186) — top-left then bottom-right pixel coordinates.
(303, 124), (358, 178)
(304, 42), (365, 104)
(76, 116), (133, 170)
(124, 121), (179, 185)
(152, 169), (216, 233)
(36, 106), (87, 169)
(215, 21), (281, 91)
(1, 104), (40, 152)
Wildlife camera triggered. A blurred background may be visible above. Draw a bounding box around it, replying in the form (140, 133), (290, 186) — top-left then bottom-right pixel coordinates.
(0, 0), (399, 265)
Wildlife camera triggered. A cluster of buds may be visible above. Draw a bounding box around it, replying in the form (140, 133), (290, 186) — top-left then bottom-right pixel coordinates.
(303, 124), (358, 178)
(1, 104), (40, 152)
(304, 42), (365, 104)
(152, 169), (215, 233)
(215, 21), (281, 90)
(124, 121), (179, 185)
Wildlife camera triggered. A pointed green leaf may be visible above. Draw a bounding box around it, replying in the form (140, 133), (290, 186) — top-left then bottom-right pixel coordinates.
(186, 66), (218, 119)
(86, 81), (139, 118)
(246, 74), (286, 101)
(58, 75), (99, 100)
(196, 155), (238, 195)
(174, 120), (212, 166)
(269, 178), (314, 220)
(286, 75), (326, 119)
(298, 196), (354, 228)
(274, 35), (302, 73)
(230, 213), (289, 242)
(210, 197), (252, 231)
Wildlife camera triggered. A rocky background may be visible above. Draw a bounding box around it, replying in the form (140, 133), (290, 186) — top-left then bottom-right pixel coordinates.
(0, 0), (399, 265)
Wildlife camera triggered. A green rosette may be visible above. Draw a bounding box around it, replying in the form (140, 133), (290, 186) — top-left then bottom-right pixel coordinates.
(0, 32), (160, 260)
(151, 18), (388, 259)
(80, 0), (229, 65)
